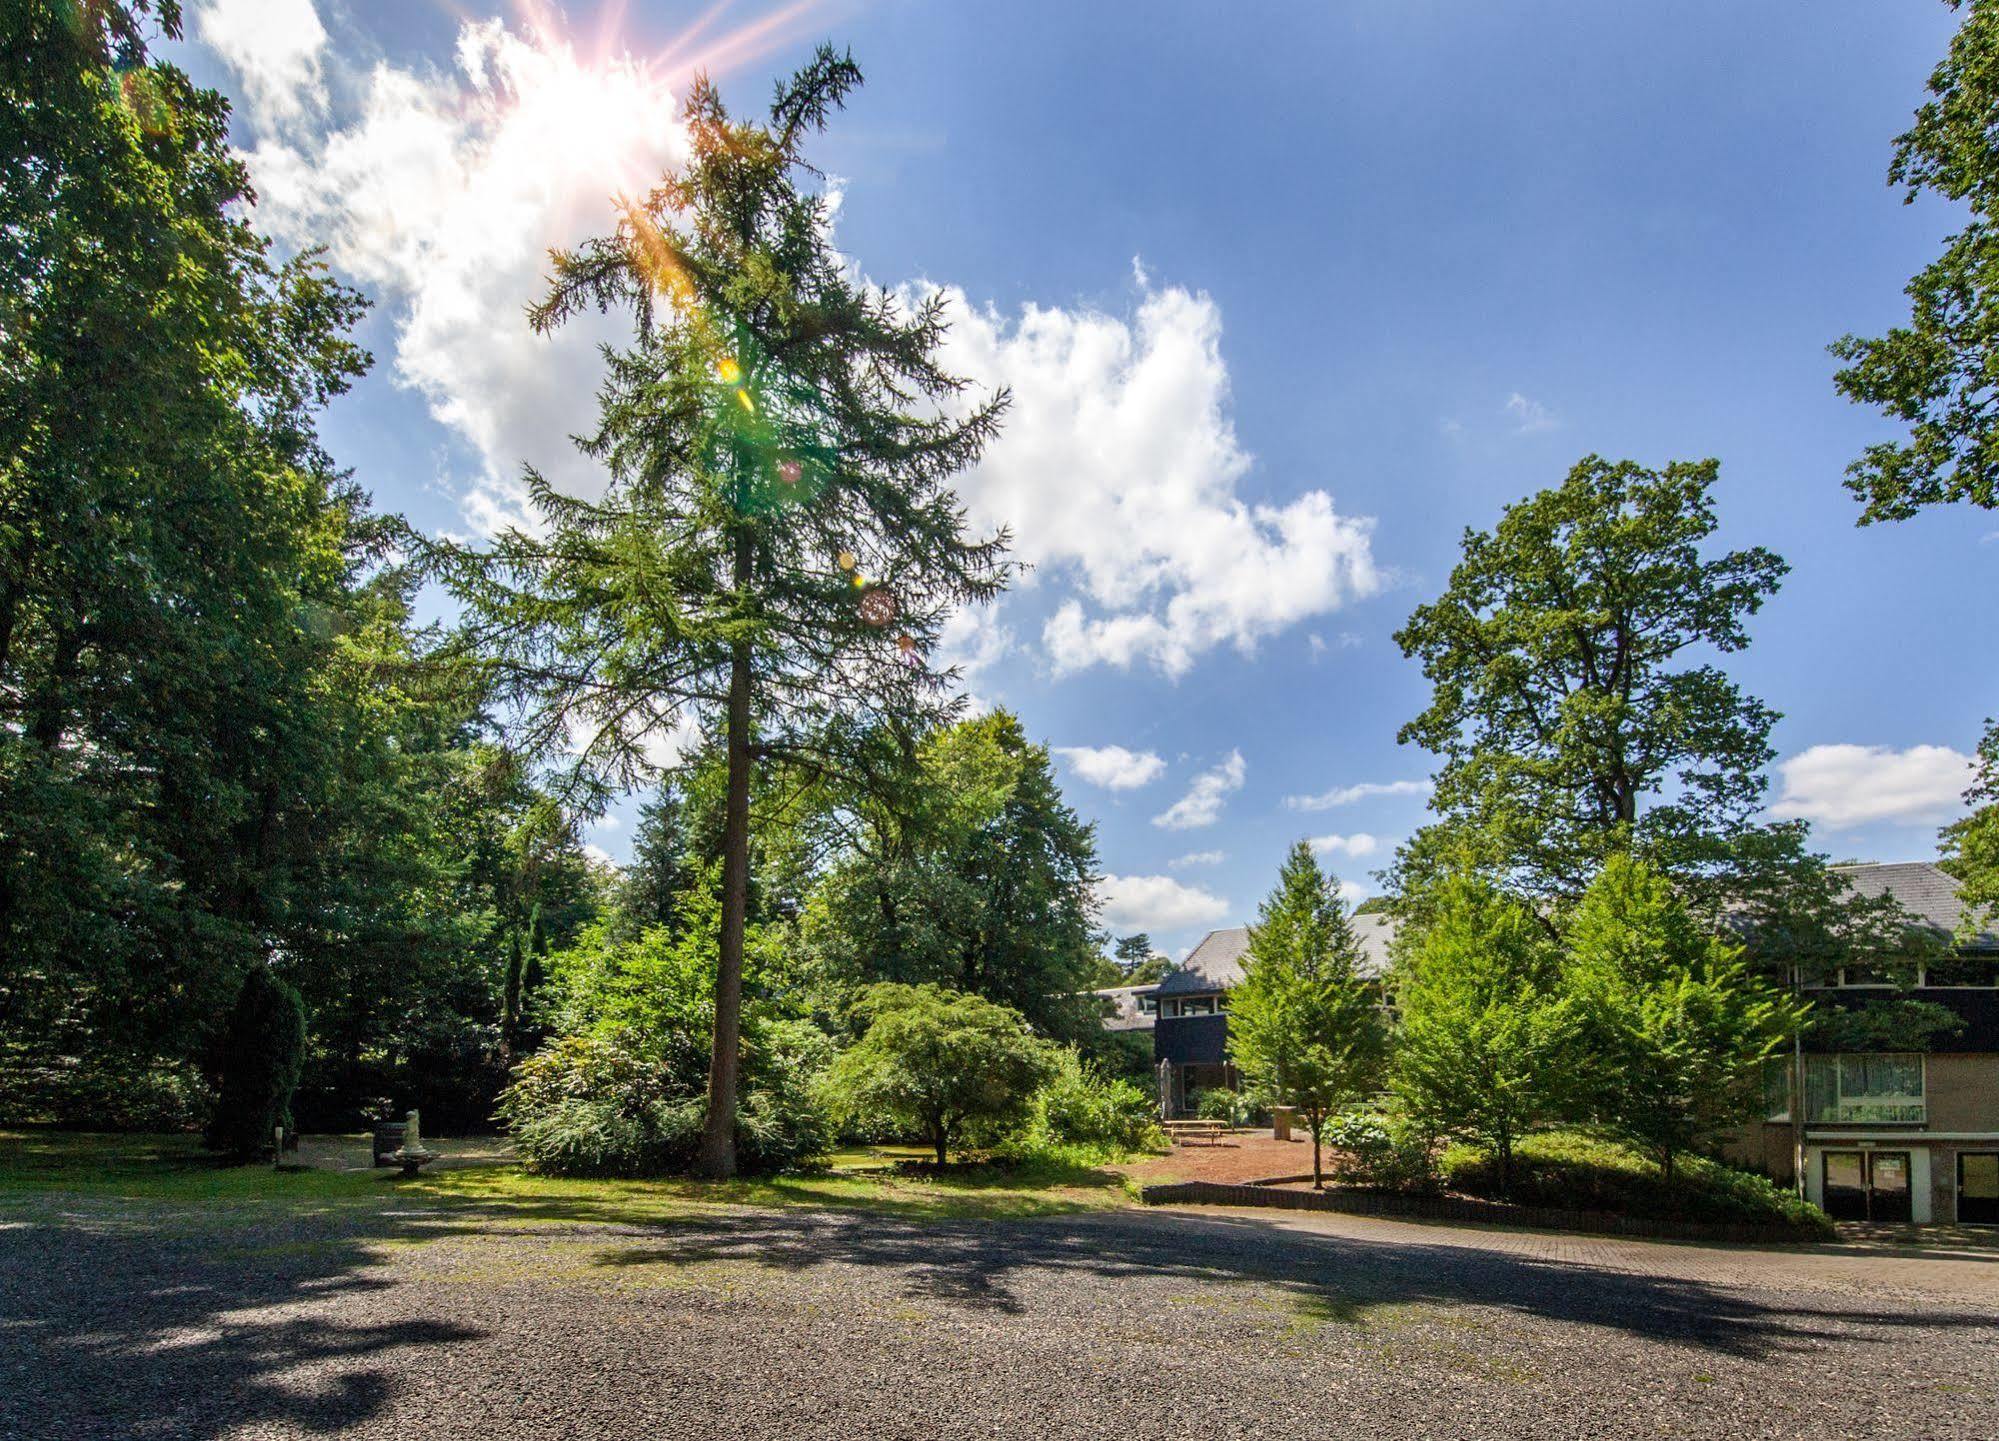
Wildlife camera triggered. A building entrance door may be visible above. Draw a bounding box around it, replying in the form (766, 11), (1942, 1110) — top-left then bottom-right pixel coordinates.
(1958, 1153), (1999, 1225)
(1822, 1150), (1912, 1223)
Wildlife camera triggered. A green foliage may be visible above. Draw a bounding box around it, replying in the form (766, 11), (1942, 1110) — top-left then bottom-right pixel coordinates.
(499, 1016), (833, 1179)
(1942, 718), (1999, 937)
(1566, 856), (1804, 1178)
(409, 52), (1011, 1175)
(204, 968), (307, 1159)
(1439, 1131), (1833, 1238)
(1391, 456), (1788, 914)
(0, 3), (608, 1137)
(828, 984), (1058, 1165)
(1017, 1049), (1164, 1159)
(0, 1045), (210, 1132)
(1391, 875), (1581, 1194)
(1191, 1087), (1254, 1128)
(1832, 0), (1999, 521)
(1808, 996), (1965, 1052)
(1227, 843), (1386, 1187)
(804, 712), (1104, 1039)
(1321, 1108), (1438, 1194)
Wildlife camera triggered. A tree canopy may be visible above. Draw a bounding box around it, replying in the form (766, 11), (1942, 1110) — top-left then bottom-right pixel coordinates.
(1227, 843), (1385, 1187)
(828, 983), (1057, 1165)
(410, 51), (1011, 1175)
(1833, 0), (1999, 522)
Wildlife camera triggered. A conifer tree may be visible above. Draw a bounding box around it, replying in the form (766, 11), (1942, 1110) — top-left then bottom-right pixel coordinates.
(1227, 843), (1385, 1188)
(413, 50), (1010, 1176)
(1392, 876), (1579, 1196)
(1566, 855), (1802, 1180)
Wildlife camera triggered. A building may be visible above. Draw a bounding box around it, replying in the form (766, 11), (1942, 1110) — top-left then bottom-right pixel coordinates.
(1731, 861), (1999, 1225)
(1143, 915), (1397, 1117)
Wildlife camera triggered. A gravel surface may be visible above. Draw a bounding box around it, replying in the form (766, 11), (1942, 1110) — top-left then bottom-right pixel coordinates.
(4, 1194), (1996, 1440)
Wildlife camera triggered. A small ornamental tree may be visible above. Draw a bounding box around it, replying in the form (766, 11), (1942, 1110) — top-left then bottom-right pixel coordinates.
(1391, 875), (1580, 1197)
(1566, 855), (1803, 1181)
(205, 966), (308, 1159)
(1226, 843), (1386, 1188)
(829, 984), (1057, 1165)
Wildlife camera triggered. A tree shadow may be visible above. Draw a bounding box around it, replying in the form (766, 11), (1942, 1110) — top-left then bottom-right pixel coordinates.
(584, 1205), (1999, 1359)
(0, 1192), (487, 1440)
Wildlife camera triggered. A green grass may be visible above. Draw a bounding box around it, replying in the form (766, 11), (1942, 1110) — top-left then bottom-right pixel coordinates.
(1438, 1130), (1834, 1238)
(0, 1129), (1136, 1225)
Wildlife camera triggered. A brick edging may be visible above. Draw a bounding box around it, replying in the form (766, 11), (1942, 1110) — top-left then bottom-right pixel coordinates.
(1137, 1178), (1819, 1245)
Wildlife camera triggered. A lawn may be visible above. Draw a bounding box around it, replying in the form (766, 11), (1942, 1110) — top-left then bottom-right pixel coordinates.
(0, 1129), (1139, 1225)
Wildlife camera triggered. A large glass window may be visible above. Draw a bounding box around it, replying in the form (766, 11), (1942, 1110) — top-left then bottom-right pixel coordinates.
(1923, 955), (1998, 988)
(1803, 1053), (1926, 1124)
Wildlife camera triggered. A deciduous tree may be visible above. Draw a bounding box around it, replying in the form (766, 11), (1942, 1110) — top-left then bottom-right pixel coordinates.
(1832, 0), (1999, 522)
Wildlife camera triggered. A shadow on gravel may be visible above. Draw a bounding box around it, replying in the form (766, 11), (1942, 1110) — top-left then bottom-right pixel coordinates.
(0, 1197), (485, 1440)
(586, 1206), (1998, 1360)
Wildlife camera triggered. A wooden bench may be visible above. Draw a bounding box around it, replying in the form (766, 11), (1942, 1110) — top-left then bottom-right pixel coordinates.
(1163, 1119), (1229, 1147)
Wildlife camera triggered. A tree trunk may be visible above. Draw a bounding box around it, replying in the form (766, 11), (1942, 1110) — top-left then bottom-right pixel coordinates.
(1498, 1136), (1513, 1200)
(1311, 1114), (1324, 1190)
(934, 1125), (948, 1168)
(695, 533), (755, 1180)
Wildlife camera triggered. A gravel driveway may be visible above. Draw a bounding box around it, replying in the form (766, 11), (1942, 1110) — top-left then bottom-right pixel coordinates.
(4, 1193), (1995, 1440)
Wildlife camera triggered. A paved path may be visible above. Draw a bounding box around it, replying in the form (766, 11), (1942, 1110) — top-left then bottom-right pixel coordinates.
(3, 1196), (1994, 1440)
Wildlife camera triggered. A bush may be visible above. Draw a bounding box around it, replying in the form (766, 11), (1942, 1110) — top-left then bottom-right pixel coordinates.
(205, 967), (308, 1159)
(1321, 1107), (1437, 1193)
(0, 1045), (211, 1132)
(1020, 1049), (1164, 1158)
(1191, 1087), (1254, 1128)
(1439, 1130), (1833, 1237)
(500, 1019), (832, 1178)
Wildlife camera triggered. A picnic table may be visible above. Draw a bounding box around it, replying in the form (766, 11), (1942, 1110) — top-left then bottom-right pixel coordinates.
(1163, 1119), (1229, 1146)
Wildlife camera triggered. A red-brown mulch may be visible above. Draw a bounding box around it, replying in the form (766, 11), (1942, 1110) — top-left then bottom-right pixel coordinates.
(1118, 1131), (1324, 1187)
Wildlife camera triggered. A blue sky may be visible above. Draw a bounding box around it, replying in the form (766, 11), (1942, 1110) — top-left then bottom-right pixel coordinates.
(175, 1), (1996, 954)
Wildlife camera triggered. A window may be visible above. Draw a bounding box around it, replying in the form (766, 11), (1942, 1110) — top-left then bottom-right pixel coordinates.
(1762, 1057), (1792, 1122)
(1803, 1053), (1926, 1125)
(1923, 955), (1998, 988)
(1180, 996), (1215, 1016)
(1836, 962), (1896, 988)
(1137, 994), (1158, 1015)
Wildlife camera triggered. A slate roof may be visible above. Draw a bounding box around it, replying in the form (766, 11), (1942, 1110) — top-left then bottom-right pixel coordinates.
(1159, 914), (1398, 995)
(1091, 983), (1159, 1031)
(1833, 861), (1997, 949)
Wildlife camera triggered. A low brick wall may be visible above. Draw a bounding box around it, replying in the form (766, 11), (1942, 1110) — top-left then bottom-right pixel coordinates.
(1138, 1177), (1814, 1246)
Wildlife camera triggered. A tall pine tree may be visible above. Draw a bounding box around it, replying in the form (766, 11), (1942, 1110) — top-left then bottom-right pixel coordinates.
(414, 51), (1010, 1176)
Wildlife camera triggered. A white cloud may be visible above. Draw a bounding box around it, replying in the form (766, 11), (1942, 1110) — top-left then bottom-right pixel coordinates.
(1099, 873), (1230, 933)
(196, 0), (327, 125)
(1309, 832), (1379, 859)
(1054, 744), (1166, 791)
(1770, 743), (1976, 829)
(935, 603), (1013, 683)
(1153, 750), (1245, 830)
(930, 282), (1381, 677)
(1285, 778), (1433, 812)
(1169, 850), (1226, 869)
(1338, 879), (1370, 907)
(1505, 391), (1558, 434)
(211, 9), (692, 529)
